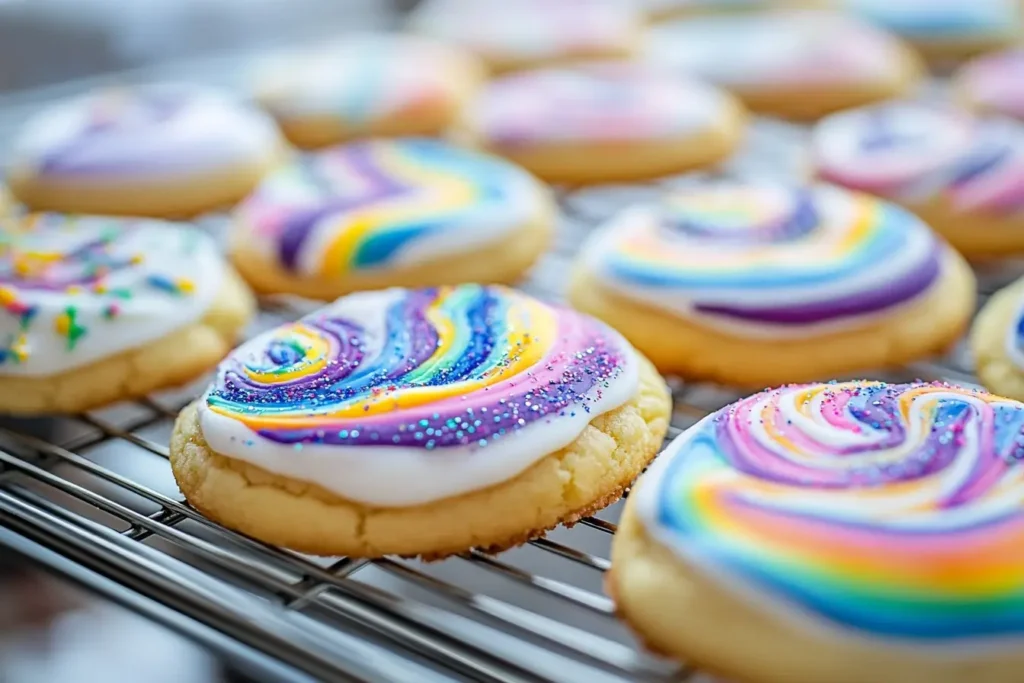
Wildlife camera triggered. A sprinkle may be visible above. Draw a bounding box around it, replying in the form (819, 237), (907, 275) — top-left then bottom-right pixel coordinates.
(54, 306), (87, 350)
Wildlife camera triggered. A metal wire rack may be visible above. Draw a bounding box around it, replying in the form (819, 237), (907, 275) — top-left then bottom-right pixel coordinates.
(0, 57), (1019, 683)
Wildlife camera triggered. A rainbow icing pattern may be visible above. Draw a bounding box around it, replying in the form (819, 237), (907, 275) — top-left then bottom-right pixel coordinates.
(198, 285), (638, 506)
(960, 49), (1024, 121)
(235, 138), (544, 277)
(637, 381), (1024, 640)
(579, 183), (942, 333)
(814, 103), (1024, 214)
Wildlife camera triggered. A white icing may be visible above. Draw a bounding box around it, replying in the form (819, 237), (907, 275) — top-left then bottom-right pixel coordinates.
(0, 215), (224, 377)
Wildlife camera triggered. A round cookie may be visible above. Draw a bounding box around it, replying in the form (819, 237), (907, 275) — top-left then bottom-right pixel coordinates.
(643, 10), (922, 120)
(170, 284), (671, 558)
(842, 0), (1022, 61)
(569, 183), (975, 387)
(407, 0), (642, 73)
(645, 0), (828, 21)
(252, 34), (484, 150)
(229, 137), (555, 300)
(457, 63), (746, 184)
(813, 102), (1024, 259)
(0, 214), (255, 415)
(611, 381), (1024, 683)
(7, 83), (286, 218)
(970, 276), (1024, 401)
(955, 49), (1024, 121)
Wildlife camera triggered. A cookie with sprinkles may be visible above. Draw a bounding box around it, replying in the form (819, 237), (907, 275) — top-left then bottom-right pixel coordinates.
(611, 380), (1024, 683)
(229, 137), (555, 300)
(569, 182), (975, 386)
(7, 83), (286, 218)
(169, 284), (670, 558)
(0, 214), (255, 414)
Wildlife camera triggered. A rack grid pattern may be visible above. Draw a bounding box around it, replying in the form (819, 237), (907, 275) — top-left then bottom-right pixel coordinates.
(0, 79), (1019, 683)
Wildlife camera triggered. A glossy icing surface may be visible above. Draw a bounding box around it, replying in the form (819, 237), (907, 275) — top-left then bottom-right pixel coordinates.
(814, 102), (1024, 214)
(959, 50), (1024, 121)
(234, 138), (547, 277)
(198, 285), (639, 506)
(578, 183), (942, 336)
(0, 214), (224, 377)
(843, 0), (1021, 40)
(637, 381), (1024, 641)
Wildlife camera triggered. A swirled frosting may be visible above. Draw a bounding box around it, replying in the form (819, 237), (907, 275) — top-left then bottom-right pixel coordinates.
(234, 138), (547, 276)
(468, 64), (734, 145)
(198, 285), (639, 506)
(842, 0), (1021, 40)
(0, 214), (223, 377)
(578, 183), (942, 336)
(814, 103), (1024, 214)
(11, 83), (282, 179)
(959, 49), (1024, 121)
(637, 381), (1024, 641)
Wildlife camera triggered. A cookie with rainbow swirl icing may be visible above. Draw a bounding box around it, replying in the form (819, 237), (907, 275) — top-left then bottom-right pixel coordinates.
(611, 380), (1024, 683)
(569, 182), (975, 386)
(970, 277), (1024, 402)
(7, 83), (286, 218)
(458, 63), (746, 184)
(955, 49), (1024, 121)
(814, 102), (1024, 258)
(229, 138), (555, 300)
(0, 214), (255, 415)
(169, 284), (670, 558)
(252, 34), (484, 150)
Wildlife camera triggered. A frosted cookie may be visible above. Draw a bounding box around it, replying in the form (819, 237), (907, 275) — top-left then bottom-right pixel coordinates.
(170, 284), (670, 558)
(956, 49), (1024, 121)
(814, 102), (1024, 258)
(7, 84), (285, 218)
(842, 0), (1021, 60)
(458, 64), (746, 184)
(229, 138), (555, 300)
(408, 0), (642, 73)
(611, 381), (1024, 683)
(569, 183), (975, 386)
(645, 0), (827, 21)
(0, 215), (255, 415)
(252, 34), (484, 149)
(970, 277), (1024, 401)
(643, 11), (922, 120)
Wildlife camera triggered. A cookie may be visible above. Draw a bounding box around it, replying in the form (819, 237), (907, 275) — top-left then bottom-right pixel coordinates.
(813, 102), (1024, 259)
(842, 0), (1022, 61)
(7, 83), (286, 218)
(644, 0), (827, 21)
(970, 276), (1024, 401)
(0, 214), (255, 415)
(457, 63), (746, 184)
(611, 381), (1024, 683)
(252, 34), (485, 150)
(569, 183), (975, 387)
(229, 138), (555, 300)
(408, 0), (642, 73)
(955, 49), (1024, 121)
(643, 11), (922, 120)
(170, 284), (670, 558)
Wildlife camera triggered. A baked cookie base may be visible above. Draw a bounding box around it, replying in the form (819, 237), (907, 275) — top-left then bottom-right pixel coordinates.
(971, 275), (1024, 401)
(0, 267), (256, 415)
(568, 249), (976, 387)
(169, 354), (671, 559)
(609, 488), (1024, 683)
(909, 195), (1024, 259)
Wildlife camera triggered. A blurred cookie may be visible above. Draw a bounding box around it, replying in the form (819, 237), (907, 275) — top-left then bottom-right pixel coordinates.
(971, 276), (1024, 401)
(955, 49), (1024, 120)
(645, 0), (827, 21)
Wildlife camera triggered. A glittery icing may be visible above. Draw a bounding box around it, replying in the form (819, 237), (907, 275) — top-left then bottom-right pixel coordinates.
(198, 285), (639, 506)
(578, 183), (942, 336)
(959, 49), (1024, 121)
(234, 138), (546, 277)
(815, 103), (1024, 215)
(0, 214), (224, 376)
(637, 381), (1024, 641)
(843, 0), (1021, 40)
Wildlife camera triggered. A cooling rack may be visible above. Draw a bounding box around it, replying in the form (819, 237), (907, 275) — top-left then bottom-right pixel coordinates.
(0, 56), (1019, 683)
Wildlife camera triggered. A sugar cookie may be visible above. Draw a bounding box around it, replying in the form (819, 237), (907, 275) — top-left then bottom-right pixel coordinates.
(612, 380), (1024, 683)
(569, 183), (975, 386)
(0, 214), (255, 415)
(955, 49), (1024, 121)
(252, 34), (484, 149)
(643, 11), (922, 120)
(170, 284), (670, 558)
(970, 276), (1024, 401)
(229, 138), (555, 300)
(7, 83), (286, 218)
(408, 0), (642, 73)
(813, 102), (1024, 258)
(842, 0), (1022, 60)
(645, 0), (827, 21)
(458, 63), (746, 184)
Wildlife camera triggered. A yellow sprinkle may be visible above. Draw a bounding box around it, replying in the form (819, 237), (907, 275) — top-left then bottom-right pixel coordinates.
(0, 286), (16, 306)
(177, 278), (195, 294)
(66, 286), (83, 295)
(54, 314), (69, 336)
